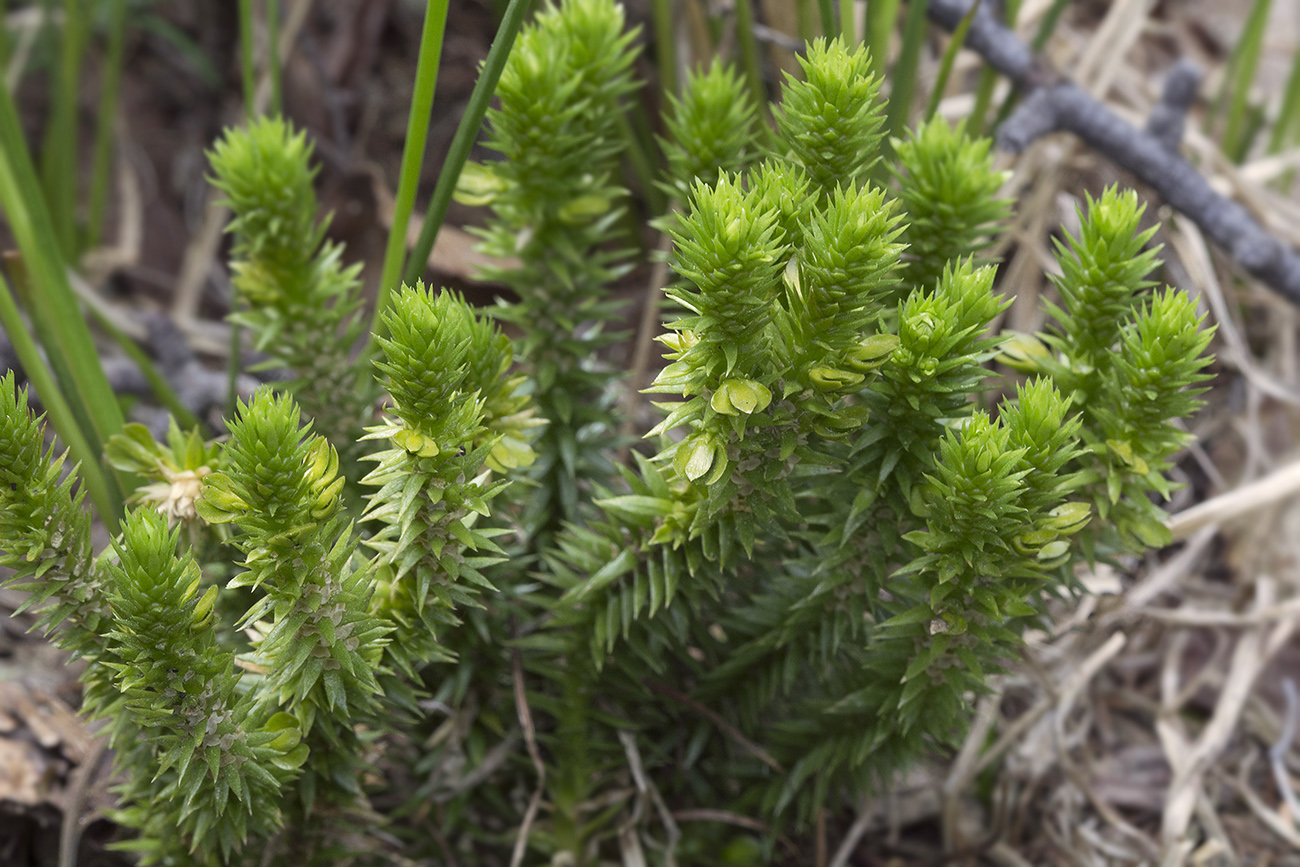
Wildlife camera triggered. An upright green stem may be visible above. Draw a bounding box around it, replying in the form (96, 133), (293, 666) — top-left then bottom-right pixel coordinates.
(81, 302), (202, 432)
(616, 109), (664, 217)
(1217, 0), (1270, 161)
(968, 0), (1017, 134)
(389, 0), (534, 323)
(1269, 49), (1300, 155)
(1268, 46), (1300, 189)
(795, 0), (815, 40)
(376, 0), (450, 334)
(1030, 0), (1069, 51)
(232, 0), (260, 420)
(226, 309), (242, 421)
(87, 0), (127, 251)
(990, 0), (1069, 131)
(0, 0), (9, 70)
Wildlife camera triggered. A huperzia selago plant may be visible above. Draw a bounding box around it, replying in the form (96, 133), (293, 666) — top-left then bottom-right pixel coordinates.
(0, 0), (1216, 863)
(458, 0), (638, 536)
(206, 117), (379, 504)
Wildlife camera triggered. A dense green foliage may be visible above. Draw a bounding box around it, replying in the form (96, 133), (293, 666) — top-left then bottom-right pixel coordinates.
(0, 0), (1214, 863)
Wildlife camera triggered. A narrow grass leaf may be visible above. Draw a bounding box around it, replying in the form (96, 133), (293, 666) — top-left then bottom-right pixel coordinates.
(839, 0), (855, 44)
(0, 83), (126, 503)
(866, 0), (901, 78)
(1216, 0), (1271, 161)
(884, 0), (931, 142)
(87, 0), (127, 251)
(818, 0), (837, 38)
(1268, 47), (1300, 155)
(650, 0), (676, 95)
(735, 0), (767, 112)
(968, 0), (1018, 134)
(376, 0), (451, 337)
(41, 0), (87, 258)
(394, 0), (533, 302)
(266, 0), (282, 117)
(992, 0), (1069, 131)
(925, 0), (982, 122)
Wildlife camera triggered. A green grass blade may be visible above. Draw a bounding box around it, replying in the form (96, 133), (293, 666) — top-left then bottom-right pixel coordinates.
(266, 0), (282, 117)
(968, 0), (1019, 134)
(79, 301), (202, 433)
(617, 106), (665, 217)
(40, 0), (86, 258)
(650, 0), (676, 95)
(795, 0), (816, 40)
(991, 0), (1068, 130)
(884, 0), (931, 141)
(376, 0), (451, 337)
(87, 0), (127, 251)
(839, 0), (855, 43)
(1217, 0), (1271, 161)
(1030, 0), (1069, 51)
(866, 0), (901, 77)
(0, 274), (121, 528)
(735, 0), (766, 110)
(232, 0), (260, 418)
(226, 307), (241, 421)
(0, 0), (10, 78)
(1237, 104), (1267, 163)
(818, 0), (837, 38)
(925, 0), (981, 121)
(239, 0), (256, 120)
(393, 0), (534, 299)
(968, 63), (997, 135)
(0, 80), (126, 491)
(1268, 45), (1300, 155)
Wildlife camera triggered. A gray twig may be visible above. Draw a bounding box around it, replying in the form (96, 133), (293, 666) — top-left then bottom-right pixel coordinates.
(1146, 60), (1201, 154)
(926, 0), (1300, 308)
